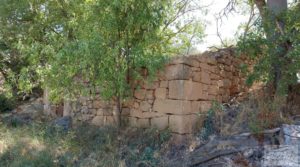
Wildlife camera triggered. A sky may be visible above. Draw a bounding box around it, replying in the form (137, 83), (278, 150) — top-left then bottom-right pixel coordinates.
(197, 0), (295, 52)
(196, 0), (250, 51)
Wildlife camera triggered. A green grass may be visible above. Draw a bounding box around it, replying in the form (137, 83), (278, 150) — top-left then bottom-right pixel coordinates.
(0, 120), (171, 167)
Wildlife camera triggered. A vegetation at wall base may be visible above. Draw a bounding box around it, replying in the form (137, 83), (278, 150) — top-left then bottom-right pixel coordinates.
(0, 120), (171, 167)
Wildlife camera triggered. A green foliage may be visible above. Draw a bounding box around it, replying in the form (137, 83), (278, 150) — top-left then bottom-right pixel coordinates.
(0, 0), (204, 104)
(237, 5), (300, 94)
(199, 102), (223, 140)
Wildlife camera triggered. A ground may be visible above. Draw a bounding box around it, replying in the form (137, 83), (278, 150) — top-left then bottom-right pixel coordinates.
(1, 94), (300, 167)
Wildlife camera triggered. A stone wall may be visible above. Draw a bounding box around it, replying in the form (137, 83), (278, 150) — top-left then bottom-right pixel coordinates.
(45, 48), (251, 134)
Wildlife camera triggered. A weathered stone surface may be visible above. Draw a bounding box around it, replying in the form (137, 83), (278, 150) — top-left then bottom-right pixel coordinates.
(155, 88), (167, 99)
(91, 116), (104, 126)
(191, 101), (212, 113)
(140, 101), (152, 112)
(200, 71), (211, 84)
(169, 56), (200, 67)
(160, 81), (168, 88)
(81, 106), (89, 114)
(169, 80), (204, 100)
(129, 117), (138, 127)
(199, 62), (211, 71)
(134, 89), (146, 100)
(169, 114), (203, 134)
(105, 116), (115, 125)
(208, 85), (219, 95)
(153, 99), (192, 114)
(146, 90), (154, 100)
(133, 102), (140, 109)
(130, 109), (164, 118)
(87, 101), (93, 109)
(143, 81), (159, 90)
(192, 72), (201, 82)
(280, 124), (300, 145)
(223, 79), (232, 88)
(164, 64), (191, 80)
(121, 108), (130, 116)
(47, 48), (253, 135)
(151, 116), (169, 130)
(92, 100), (102, 108)
(136, 118), (150, 128)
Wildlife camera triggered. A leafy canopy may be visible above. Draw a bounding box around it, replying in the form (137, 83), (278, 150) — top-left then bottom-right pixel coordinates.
(0, 0), (204, 102)
(237, 3), (300, 94)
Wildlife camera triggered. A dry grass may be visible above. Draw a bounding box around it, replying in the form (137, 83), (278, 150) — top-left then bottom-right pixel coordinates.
(0, 120), (171, 167)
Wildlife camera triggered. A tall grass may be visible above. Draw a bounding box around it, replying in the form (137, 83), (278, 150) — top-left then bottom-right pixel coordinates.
(0, 121), (171, 167)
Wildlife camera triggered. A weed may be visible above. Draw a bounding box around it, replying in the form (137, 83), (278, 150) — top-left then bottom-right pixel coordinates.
(0, 94), (15, 112)
(199, 101), (224, 140)
(0, 120), (171, 167)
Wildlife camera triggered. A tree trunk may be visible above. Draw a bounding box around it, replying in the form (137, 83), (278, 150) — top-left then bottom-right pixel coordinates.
(254, 0), (288, 94)
(116, 95), (122, 128)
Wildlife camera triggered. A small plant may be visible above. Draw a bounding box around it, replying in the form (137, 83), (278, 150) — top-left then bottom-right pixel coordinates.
(247, 95), (284, 134)
(0, 93), (15, 112)
(199, 101), (224, 140)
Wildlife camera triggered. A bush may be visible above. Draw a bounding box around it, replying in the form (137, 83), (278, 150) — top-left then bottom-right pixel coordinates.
(0, 94), (15, 112)
(244, 95), (285, 134)
(199, 102), (224, 140)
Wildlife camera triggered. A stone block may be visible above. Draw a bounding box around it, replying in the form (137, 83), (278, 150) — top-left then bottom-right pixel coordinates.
(206, 56), (217, 65)
(136, 118), (150, 128)
(191, 67), (200, 72)
(91, 116), (105, 126)
(143, 81), (159, 90)
(153, 99), (192, 114)
(164, 64), (191, 80)
(169, 80), (204, 100)
(191, 101), (212, 113)
(207, 94), (216, 100)
(169, 56), (199, 67)
(140, 101), (152, 112)
(169, 114), (204, 134)
(129, 117), (138, 127)
(192, 72), (201, 82)
(199, 62), (211, 71)
(146, 90), (154, 100)
(121, 108), (130, 116)
(224, 65), (232, 72)
(208, 85), (219, 95)
(225, 58), (232, 66)
(160, 81), (168, 88)
(102, 108), (113, 116)
(93, 100), (102, 108)
(133, 102), (140, 109)
(134, 89), (146, 100)
(200, 71), (211, 85)
(151, 117), (169, 130)
(130, 109), (164, 118)
(87, 101), (93, 109)
(90, 109), (97, 115)
(155, 88), (167, 99)
(105, 116), (115, 125)
(81, 106), (89, 114)
(223, 79), (232, 88)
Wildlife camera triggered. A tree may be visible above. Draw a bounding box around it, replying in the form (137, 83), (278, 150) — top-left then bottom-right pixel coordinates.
(0, 0), (82, 98)
(237, 0), (300, 95)
(0, 0), (204, 126)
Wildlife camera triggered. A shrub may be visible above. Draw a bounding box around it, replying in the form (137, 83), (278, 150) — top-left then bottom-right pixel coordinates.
(246, 95), (285, 134)
(0, 94), (15, 112)
(199, 101), (224, 140)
